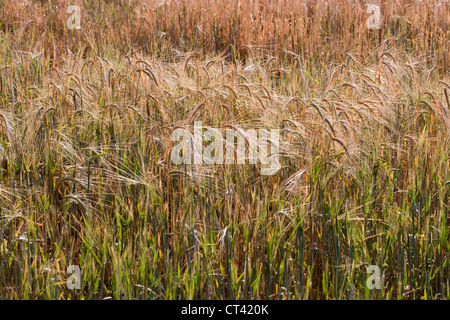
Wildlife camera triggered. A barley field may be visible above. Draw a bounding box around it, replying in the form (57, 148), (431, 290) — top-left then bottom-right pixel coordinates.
(0, 0), (449, 300)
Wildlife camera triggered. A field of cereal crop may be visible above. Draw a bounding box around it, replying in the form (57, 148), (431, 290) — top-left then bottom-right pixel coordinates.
(0, 0), (449, 300)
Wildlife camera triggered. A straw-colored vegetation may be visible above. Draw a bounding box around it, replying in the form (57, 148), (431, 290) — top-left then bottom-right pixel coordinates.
(0, 0), (449, 299)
